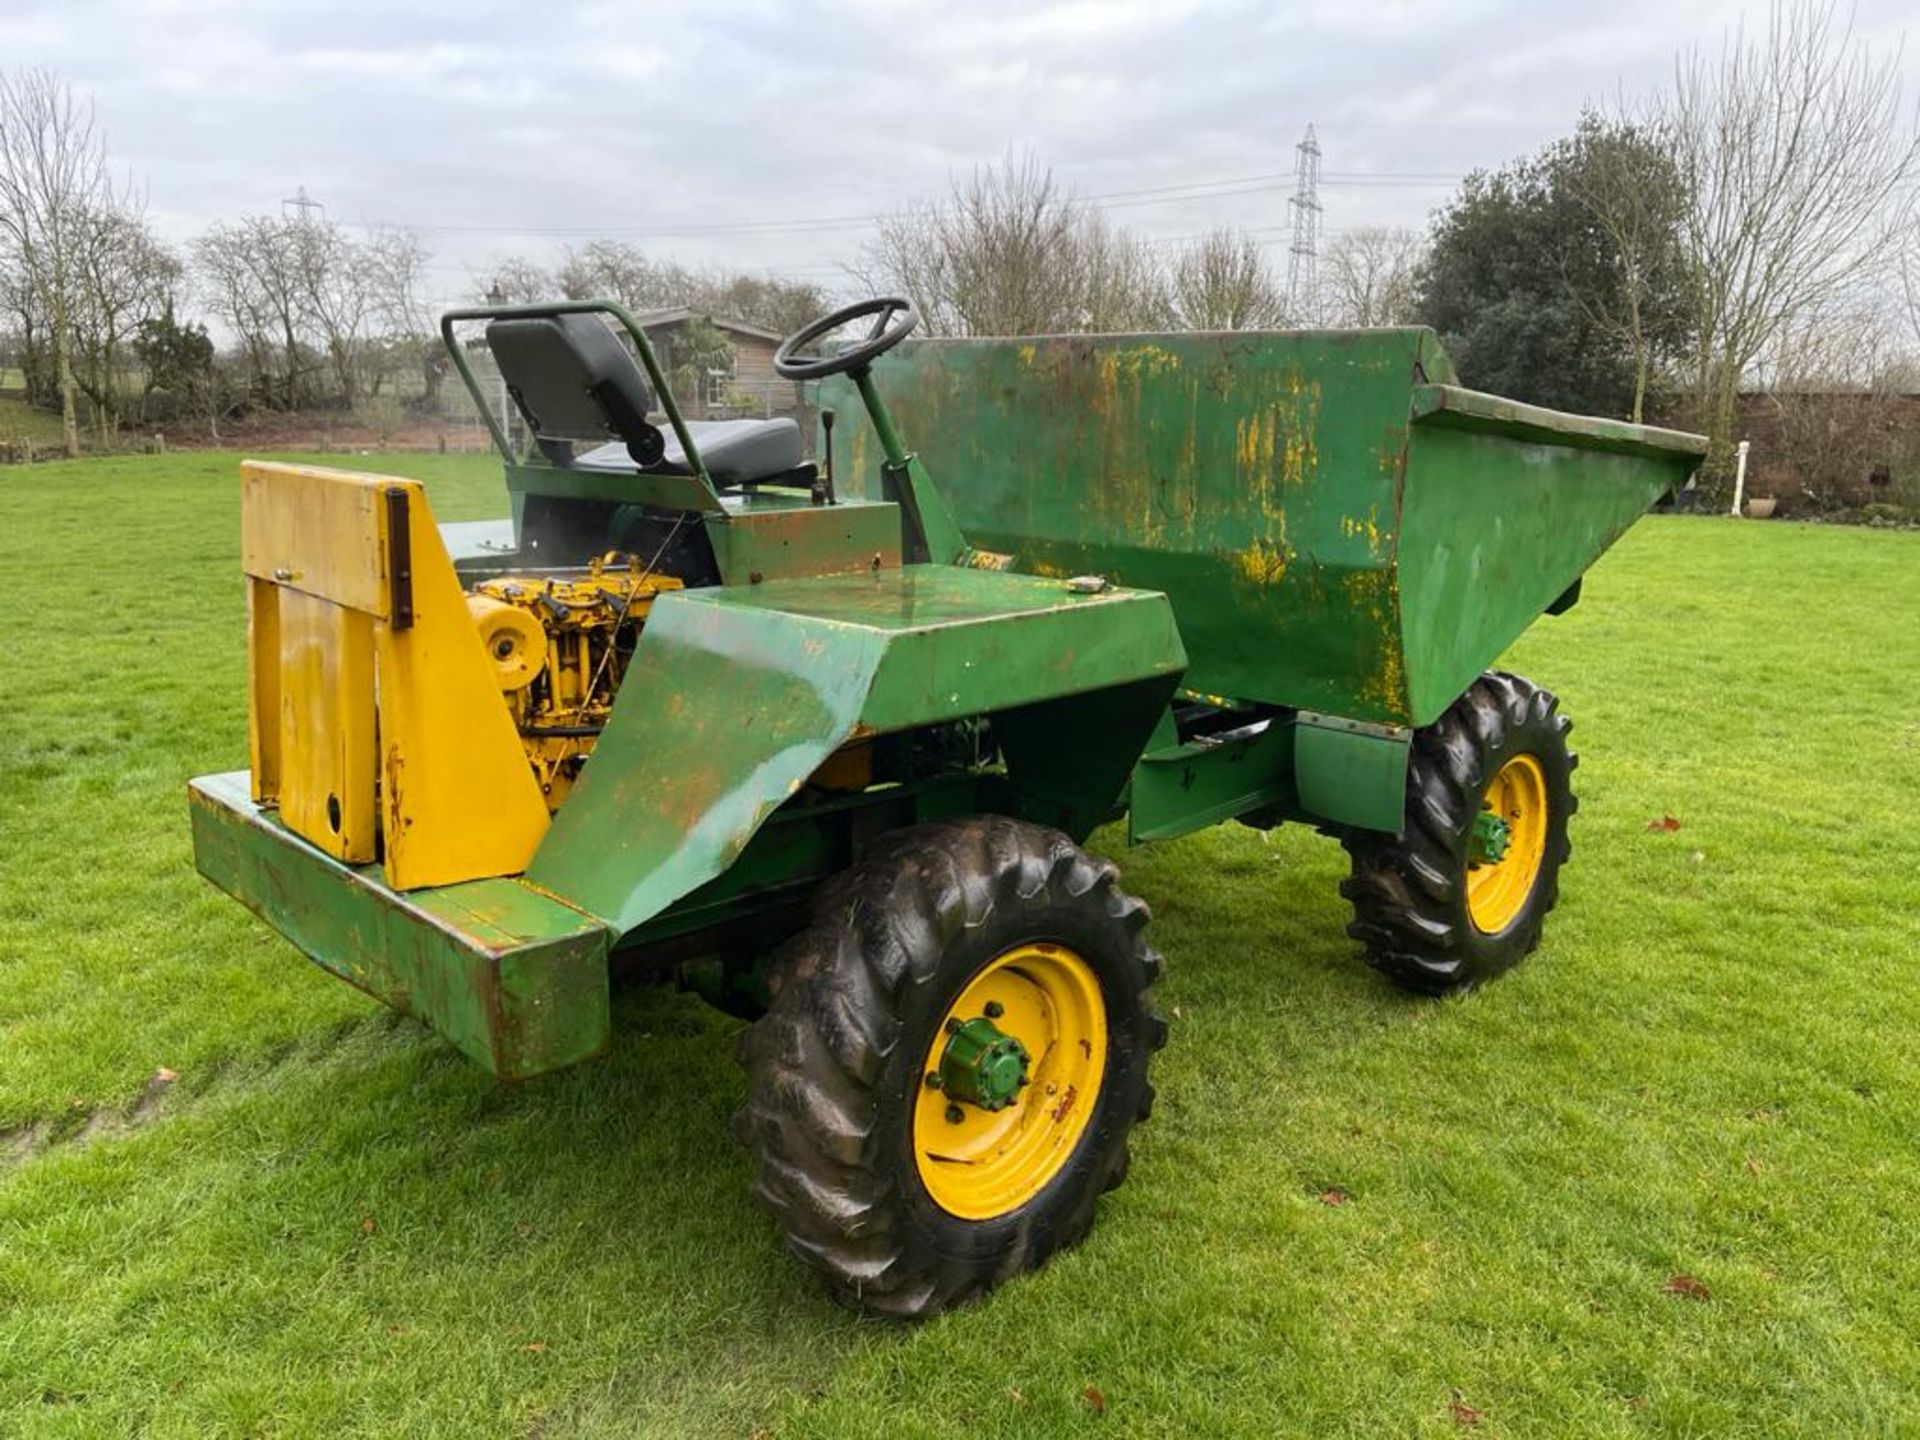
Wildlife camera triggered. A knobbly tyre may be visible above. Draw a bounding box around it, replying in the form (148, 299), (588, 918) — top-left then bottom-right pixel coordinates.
(189, 296), (1706, 1317)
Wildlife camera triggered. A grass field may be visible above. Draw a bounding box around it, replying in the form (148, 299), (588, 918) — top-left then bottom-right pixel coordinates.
(0, 394), (68, 449)
(2, 452), (1918, 1438)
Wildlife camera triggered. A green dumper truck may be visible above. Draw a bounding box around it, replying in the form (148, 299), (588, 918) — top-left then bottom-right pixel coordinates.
(190, 297), (1705, 1316)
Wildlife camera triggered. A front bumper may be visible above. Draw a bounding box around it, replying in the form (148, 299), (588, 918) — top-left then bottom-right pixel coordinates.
(189, 771), (612, 1080)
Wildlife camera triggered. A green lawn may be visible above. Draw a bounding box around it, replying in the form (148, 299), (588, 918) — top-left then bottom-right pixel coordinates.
(2, 453), (1918, 1438)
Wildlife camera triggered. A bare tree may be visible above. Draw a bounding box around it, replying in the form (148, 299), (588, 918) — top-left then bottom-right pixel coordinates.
(862, 153), (1169, 336)
(71, 203), (180, 439)
(471, 254), (555, 306)
(1663, 0), (1920, 476)
(863, 154), (1079, 335)
(0, 69), (118, 456)
(557, 239), (694, 312)
(544, 243), (827, 335)
(363, 228), (441, 403)
(194, 214), (381, 408)
(288, 217), (373, 405)
(1168, 229), (1286, 330)
(696, 271), (827, 335)
(196, 216), (312, 408)
(1077, 214), (1170, 331)
(1321, 226), (1424, 329)
(1899, 227), (1920, 353)
(2, 245), (47, 402)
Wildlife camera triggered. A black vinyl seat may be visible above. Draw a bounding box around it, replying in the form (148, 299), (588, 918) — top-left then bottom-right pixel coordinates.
(574, 419), (803, 487)
(485, 312), (803, 488)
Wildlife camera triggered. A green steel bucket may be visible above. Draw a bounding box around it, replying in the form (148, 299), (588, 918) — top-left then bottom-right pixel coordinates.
(828, 328), (1705, 727)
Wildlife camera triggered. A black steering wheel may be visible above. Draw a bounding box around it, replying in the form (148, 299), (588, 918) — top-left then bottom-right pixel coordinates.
(774, 296), (919, 381)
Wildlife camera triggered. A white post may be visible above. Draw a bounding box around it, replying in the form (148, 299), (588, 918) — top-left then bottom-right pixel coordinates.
(1729, 438), (1750, 516)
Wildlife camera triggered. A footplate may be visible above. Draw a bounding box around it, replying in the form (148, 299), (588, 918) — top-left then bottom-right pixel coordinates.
(189, 770), (611, 1080)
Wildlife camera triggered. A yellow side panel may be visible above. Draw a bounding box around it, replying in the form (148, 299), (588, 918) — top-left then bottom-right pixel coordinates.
(275, 590), (378, 863)
(238, 461), (548, 890)
(240, 461), (391, 616)
(375, 483), (550, 891)
(247, 577), (282, 805)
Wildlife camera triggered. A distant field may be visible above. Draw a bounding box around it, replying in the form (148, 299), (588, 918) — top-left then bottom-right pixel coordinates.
(2, 451), (1918, 1437)
(0, 394), (67, 447)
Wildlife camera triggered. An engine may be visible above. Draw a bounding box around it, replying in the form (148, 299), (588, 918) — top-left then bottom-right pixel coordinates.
(464, 552), (683, 808)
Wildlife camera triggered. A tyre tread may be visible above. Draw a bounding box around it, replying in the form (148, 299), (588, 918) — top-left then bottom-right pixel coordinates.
(1341, 671), (1577, 995)
(737, 816), (1163, 1317)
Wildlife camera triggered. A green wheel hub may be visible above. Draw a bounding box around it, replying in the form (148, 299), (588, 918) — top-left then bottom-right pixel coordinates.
(933, 1015), (1031, 1113)
(1469, 808), (1512, 865)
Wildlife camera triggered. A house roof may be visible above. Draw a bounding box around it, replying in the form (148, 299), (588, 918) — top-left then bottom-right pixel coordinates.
(631, 308), (785, 344)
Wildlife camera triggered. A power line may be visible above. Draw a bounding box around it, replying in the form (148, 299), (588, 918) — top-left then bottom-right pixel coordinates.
(335, 164), (1459, 242)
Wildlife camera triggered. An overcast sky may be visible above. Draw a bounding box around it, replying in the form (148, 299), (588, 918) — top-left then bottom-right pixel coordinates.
(6, 0), (1916, 307)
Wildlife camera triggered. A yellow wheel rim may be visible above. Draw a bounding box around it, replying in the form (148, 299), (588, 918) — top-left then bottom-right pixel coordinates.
(913, 943), (1108, 1221)
(1466, 754), (1550, 934)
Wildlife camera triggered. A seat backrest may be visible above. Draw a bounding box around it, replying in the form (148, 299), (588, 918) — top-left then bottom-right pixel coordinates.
(486, 313), (662, 464)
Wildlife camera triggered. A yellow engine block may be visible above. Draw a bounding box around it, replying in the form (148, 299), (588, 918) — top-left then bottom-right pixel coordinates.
(465, 555), (683, 809)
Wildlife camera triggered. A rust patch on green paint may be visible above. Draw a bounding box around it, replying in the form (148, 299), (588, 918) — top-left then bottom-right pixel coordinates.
(1339, 507), (1390, 560)
(1094, 343), (1182, 407)
(1233, 537), (1290, 587)
(1234, 408), (1276, 481)
(1278, 375), (1321, 488)
(1341, 566), (1407, 715)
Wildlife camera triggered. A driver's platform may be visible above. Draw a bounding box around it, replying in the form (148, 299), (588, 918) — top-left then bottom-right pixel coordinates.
(656, 564), (1186, 727)
(687, 562), (1132, 631)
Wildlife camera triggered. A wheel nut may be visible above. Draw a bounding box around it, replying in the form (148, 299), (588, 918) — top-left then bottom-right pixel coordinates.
(924, 1072), (943, 1090)
(945, 1103), (965, 1125)
(983, 1000), (1004, 1019)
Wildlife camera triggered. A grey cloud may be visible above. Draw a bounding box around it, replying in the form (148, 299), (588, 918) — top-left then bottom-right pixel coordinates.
(6, 0), (1916, 301)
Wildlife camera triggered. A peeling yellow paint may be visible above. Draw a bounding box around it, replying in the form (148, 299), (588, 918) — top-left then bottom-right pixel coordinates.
(1179, 381), (1198, 492)
(1233, 537), (1291, 587)
(1277, 376), (1321, 487)
(1338, 508), (1387, 557)
(1341, 567), (1407, 716)
(1094, 344), (1182, 415)
(1233, 408), (1279, 478)
(1178, 687), (1246, 709)
(1103, 343), (1182, 380)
